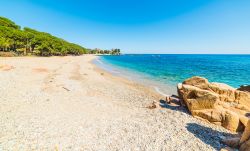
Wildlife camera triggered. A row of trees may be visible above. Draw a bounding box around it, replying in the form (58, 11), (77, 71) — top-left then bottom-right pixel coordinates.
(88, 48), (121, 55)
(0, 17), (87, 56)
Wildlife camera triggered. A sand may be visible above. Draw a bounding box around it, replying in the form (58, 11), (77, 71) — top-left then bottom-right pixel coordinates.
(0, 55), (233, 151)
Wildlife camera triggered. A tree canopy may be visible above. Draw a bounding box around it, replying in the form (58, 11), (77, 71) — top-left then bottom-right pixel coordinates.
(0, 16), (87, 56)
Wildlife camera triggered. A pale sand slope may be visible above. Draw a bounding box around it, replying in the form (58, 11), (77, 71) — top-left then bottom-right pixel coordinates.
(0, 55), (233, 151)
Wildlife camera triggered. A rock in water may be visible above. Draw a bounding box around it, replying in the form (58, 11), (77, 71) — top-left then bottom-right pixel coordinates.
(177, 76), (250, 132)
(238, 85), (250, 93)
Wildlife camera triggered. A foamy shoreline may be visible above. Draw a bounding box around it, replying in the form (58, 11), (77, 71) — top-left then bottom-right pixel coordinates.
(0, 55), (233, 150)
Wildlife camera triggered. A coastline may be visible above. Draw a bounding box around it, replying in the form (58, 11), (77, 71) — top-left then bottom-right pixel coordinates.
(92, 56), (165, 100)
(0, 55), (233, 150)
(93, 56), (177, 96)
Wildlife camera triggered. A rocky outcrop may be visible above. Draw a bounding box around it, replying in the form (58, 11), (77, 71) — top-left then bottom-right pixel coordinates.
(177, 76), (250, 132)
(238, 85), (250, 93)
(220, 120), (250, 150)
(239, 121), (250, 151)
(178, 76), (250, 150)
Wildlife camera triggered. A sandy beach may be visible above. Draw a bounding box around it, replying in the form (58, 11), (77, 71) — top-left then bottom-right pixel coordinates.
(0, 55), (233, 150)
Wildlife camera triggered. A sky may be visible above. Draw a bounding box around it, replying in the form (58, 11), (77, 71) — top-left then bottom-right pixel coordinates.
(0, 0), (250, 54)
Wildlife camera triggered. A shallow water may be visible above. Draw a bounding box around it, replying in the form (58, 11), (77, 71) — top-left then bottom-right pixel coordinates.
(94, 54), (250, 95)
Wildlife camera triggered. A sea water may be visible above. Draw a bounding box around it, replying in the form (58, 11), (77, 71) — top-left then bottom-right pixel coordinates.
(94, 54), (250, 95)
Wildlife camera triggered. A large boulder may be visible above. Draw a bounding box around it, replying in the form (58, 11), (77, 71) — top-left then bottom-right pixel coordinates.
(177, 76), (250, 132)
(239, 121), (250, 151)
(222, 110), (240, 132)
(181, 84), (220, 111)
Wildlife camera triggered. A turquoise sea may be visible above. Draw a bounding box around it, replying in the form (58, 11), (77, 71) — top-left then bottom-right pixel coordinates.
(94, 54), (250, 95)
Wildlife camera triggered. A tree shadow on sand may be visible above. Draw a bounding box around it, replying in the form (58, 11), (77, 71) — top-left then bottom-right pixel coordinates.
(186, 123), (237, 150)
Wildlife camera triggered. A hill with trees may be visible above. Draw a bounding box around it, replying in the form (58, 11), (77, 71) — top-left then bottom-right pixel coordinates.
(0, 17), (87, 56)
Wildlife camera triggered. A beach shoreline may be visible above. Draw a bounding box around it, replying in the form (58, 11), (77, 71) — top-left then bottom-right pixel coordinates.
(0, 55), (233, 150)
(93, 56), (178, 96)
(92, 56), (166, 99)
